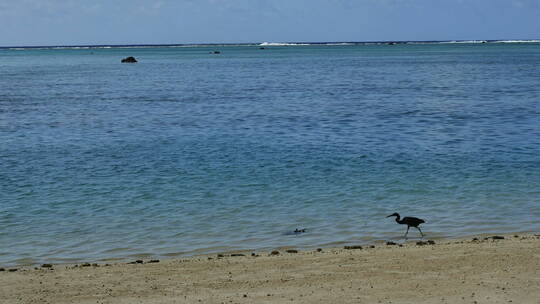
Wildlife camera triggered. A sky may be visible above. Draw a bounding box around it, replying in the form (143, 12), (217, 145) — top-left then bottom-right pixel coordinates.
(0, 0), (539, 46)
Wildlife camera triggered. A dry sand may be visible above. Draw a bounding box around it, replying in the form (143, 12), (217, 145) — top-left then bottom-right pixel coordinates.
(1, 234), (540, 304)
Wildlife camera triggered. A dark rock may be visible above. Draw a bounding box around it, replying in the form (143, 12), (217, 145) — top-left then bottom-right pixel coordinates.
(92, 263), (99, 267)
(81, 263), (91, 267)
(270, 250), (280, 255)
(416, 241), (428, 246)
(231, 254), (245, 257)
(217, 254), (224, 258)
(0, 268), (4, 271)
(8, 268), (18, 272)
(492, 236), (505, 240)
(211, 51), (221, 54)
(427, 240), (436, 245)
(121, 56), (137, 63)
(386, 241), (397, 246)
(370, 245), (375, 248)
(316, 248), (322, 252)
(136, 260), (143, 263)
(286, 249), (298, 254)
(41, 264), (53, 268)
(148, 259), (160, 263)
(259, 47), (265, 50)
(472, 238), (479, 241)
(344, 246), (363, 250)
(514, 235), (519, 238)
(294, 228), (306, 234)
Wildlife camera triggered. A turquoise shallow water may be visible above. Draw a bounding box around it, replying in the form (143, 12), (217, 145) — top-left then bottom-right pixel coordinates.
(1, 43), (540, 266)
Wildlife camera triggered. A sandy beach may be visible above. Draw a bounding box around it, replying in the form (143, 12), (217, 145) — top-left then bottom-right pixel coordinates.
(1, 234), (539, 304)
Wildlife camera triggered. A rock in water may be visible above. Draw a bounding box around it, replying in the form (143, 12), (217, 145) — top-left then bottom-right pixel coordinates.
(121, 56), (138, 63)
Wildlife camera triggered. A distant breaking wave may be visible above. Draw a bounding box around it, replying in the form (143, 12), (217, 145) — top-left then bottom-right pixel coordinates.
(439, 40), (540, 44)
(260, 42), (311, 46)
(439, 40), (488, 44)
(495, 40), (540, 43)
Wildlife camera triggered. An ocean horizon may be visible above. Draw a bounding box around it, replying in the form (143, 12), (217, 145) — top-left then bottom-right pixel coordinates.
(1, 42), (540, 267)
(2, 39), (540, 50)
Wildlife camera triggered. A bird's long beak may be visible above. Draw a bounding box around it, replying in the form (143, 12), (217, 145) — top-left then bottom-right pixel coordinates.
(386, 214), (393, 218)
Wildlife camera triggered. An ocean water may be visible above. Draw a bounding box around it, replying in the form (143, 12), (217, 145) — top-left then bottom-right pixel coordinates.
(1, 43), (540, 266)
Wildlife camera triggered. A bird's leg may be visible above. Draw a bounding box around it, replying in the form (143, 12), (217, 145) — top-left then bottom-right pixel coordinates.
(404, 226), (409, 239)
(417, 227), (424, 238)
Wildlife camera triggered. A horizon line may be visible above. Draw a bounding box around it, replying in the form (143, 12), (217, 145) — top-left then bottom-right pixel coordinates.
(2, 38), (540, 49)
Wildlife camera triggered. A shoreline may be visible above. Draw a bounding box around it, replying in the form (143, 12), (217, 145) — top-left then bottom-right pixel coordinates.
(2, 233), (540, 303)
(2, 230), (538, 268)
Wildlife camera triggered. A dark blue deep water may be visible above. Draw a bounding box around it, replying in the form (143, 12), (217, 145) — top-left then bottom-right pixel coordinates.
(1, 43), (540, 266)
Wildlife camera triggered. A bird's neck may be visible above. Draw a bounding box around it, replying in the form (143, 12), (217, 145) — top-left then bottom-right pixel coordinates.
(394, 216), (402, 223)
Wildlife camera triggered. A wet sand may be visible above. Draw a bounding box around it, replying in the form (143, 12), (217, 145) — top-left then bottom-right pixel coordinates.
(1, 234), (539, 304)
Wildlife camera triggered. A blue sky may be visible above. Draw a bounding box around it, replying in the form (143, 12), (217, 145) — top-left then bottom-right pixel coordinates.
(0, 0), (539, 46)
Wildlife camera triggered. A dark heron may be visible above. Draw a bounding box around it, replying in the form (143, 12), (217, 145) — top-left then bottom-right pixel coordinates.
(387, 213), (425, 238)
